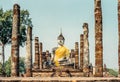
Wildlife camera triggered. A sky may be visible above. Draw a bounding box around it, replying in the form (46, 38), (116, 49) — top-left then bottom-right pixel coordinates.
(0, 0), (118, 69)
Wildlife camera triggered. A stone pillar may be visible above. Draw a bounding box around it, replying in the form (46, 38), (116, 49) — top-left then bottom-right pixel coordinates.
(118, 0), (120, 76)
(46, 50), (50, 68)
(11, 4), (20, 77)
(83, 23), (89, 76)
(46, 50), (49, 54)
(34, 37), (39, 69)
(26, 26), (32, 77)
(70, 49), (75, 58)
(70, 49), (75, 69)
(80, 34), (84, 71)
(94, 0), (103, 77)
(46, 50), (49, 57)
(75, 42), (79, 69)
(103, 64), (107, 77)
(39, 42), (42, 69)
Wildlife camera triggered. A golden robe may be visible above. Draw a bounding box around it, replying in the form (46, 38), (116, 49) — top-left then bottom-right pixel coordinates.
(54, 46), (69, 66)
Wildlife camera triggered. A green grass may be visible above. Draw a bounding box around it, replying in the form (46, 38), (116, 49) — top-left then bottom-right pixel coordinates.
(107, 68), (118, 77)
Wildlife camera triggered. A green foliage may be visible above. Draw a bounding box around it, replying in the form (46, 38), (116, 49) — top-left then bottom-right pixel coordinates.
(4, 57), (11, 76)
(19, 9), (33, 46)
(19, 57), (26, 74)
(107, 68), (118, 77)
(0, 8), (12, 45)
(0, 8), (33, 46)
(0, 56), (26, 76)
(0, 63), (2, 75)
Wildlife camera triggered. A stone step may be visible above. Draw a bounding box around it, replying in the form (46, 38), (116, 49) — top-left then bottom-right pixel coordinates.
(33, 72), (83, 77)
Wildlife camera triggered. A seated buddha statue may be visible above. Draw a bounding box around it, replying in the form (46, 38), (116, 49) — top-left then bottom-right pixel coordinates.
(53, 33), (70, 67)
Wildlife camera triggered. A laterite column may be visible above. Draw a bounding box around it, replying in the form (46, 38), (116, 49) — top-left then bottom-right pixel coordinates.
(26, 26), (32, 77)
(75, 42), (79, 69)
(11, 4), (20, 77)
(80, 34), (84, 71)
(34, 37), (39, 69)
(39, 42), (43, 69)
(94, 0), (103, 77)
(118, 0), (120, 76)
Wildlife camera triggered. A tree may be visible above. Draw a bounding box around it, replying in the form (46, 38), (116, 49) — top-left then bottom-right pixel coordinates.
(19, 10), (33, 46)
(0, 9), (12, 75)
(0, 8), (33, 75)
(0, 56), (26, 77)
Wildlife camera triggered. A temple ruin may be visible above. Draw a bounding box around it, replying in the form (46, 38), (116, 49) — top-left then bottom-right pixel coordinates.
(1, 0), (120, 81)
(32, 34), (84, 77)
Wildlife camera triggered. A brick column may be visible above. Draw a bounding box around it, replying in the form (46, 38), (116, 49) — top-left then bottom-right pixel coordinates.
(39, 42), (42, 69)
(83, 23), (89, 76)
(75, 42), (79, 69)
(118, 0), (120, 76)
(94, 0), (103, 77)
(70, 49), (75, 69)
(34, 37), (39, 69)
(80, 34), (84, 71)
(70, 49), (75, 58)
(26, 26), (32, 77)
(11, 4), (20, 77)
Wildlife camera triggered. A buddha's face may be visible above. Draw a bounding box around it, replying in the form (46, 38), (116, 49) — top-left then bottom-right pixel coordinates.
(57, 39), (64, 46)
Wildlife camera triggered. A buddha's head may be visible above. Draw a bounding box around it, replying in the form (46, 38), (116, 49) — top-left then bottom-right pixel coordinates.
(57, 33), (65, 46)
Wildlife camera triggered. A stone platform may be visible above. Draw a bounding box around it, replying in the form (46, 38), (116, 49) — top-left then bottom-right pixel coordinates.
(32, 68), (83, 77)
(0, 77), (120, 82)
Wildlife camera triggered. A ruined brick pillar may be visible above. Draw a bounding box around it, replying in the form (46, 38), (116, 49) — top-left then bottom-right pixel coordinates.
(94, 0), (103, 77)
(83, 23), (89, 66)
(70, 49), (75, 69)
(70, 49), (75, 58)
(34, 37), (39, 69)
(46, 50), (50, 66)
(11, 4), (20, 77)
(75, 42), (79, 69)
(83, 23), (89, 76)
(26, 26), (32, 77)
(46, 50), (49, 57)
(39, 42), (42, 69)
(103, 64), (107, 77)
(80, 34), (84, 71)
(118, 0), (120, 76)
